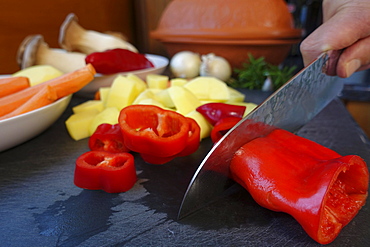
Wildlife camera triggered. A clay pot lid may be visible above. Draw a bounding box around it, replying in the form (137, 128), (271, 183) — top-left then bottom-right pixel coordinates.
(151, 0), (302, 40)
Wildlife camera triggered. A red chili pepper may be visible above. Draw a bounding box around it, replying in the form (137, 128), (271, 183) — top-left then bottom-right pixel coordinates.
(74, 151), (137, 193)
(196, 103), (246, 126)
(230, 128), (369, 244)
(210, 116), (242, 143)
(89, 123), (130, 153)
(85, 48), (154, 74)
(118, 105), (200, 164)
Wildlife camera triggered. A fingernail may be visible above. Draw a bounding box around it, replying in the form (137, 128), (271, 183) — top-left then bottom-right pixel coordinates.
(345, 59), (361, 77)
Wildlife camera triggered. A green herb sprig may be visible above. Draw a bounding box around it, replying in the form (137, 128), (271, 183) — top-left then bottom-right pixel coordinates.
(229, 54), (296, 91)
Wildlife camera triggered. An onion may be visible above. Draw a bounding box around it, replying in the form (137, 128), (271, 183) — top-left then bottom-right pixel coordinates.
(170, 51), (201, 78)
(200, 53), (232, 81)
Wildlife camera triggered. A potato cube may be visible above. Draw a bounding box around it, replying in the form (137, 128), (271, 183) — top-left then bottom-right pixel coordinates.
(88, 107), (120, 135)
(186, 110), (212, 139)
(72, 100), (104, 114)
(12, 65), (63, 86)
(147, 74), (169, 89)
(168, 86), (202, 115)
(106, 75), (140, 110)
(65, 110), (99, 141)
(184, 76), (230, 102)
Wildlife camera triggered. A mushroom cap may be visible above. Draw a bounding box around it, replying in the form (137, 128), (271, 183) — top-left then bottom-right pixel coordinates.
(59, 13), (80, 51)
(17, 34), (44, 69)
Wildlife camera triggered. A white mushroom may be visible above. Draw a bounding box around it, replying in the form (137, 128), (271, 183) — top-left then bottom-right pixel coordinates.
(17, 35), (87, 73)
(59, 13), (138, 54)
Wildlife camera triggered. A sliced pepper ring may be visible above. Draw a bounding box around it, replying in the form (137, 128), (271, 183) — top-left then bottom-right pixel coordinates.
(119, 105), (191, 157)
(74, 151), (137, 193)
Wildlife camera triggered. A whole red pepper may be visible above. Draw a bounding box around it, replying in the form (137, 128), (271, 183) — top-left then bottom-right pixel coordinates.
(210, 116), (242, 143)
(119, 105), (200, 164)
(85, 48), (154, 74)
(230, 128), (369, 244)
(89, 123), (130, 153)
(196, 103), (246, 126)
(74, 151), (137, 193)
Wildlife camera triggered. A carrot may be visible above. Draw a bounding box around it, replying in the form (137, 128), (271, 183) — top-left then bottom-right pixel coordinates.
(0, 85), (58, 120)
(0, 76), (30, 98)
(0, 64), (96, 117)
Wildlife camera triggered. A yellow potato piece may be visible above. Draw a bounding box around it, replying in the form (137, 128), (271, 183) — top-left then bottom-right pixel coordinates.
(184, 76), (230, 102)
(146, 74), (169, 89)
(12, 65), (63, 86)
(106, 75), (140, 110)
(170, 78), (188, 87)
(88, 107), (120, 135)
(226, 87), (245, 103)
(65, 110), (99, 141)
(126, 73), (147, 92)
(72, 100), (104, 114)
(168, 86), (202, 115)
(99, 87), (111, 106)
(132, 89), (158, 105)
(186, 110), (212, 139)
(135, 98), (165, 108)
(155, 88), (175, 108)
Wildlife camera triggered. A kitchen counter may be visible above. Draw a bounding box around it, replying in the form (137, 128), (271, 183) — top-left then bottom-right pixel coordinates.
(0, 92), (369, 247)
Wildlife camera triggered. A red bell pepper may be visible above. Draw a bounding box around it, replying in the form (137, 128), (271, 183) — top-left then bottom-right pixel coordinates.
(230, 128), (369, 244)
(85, 48), (154, 74)
(118, 105), (200, 164)
(139, 117), (201, 164)
(196, 103), (246, 126)
(210, 116), (242, 143)
(89, 123), (130, 153)
(74, 151), (137, 193)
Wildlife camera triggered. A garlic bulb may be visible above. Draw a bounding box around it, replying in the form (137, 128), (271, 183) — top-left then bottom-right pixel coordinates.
(200, 53), (232, 81)
(170, 51), (201, 78)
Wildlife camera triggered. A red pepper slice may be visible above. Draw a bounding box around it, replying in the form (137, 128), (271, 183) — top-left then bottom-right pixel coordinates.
(230, 128), (369, 244)
(210, 116), (242, 143)
(89, 123), (130, 153)
(196, 103), (246, 126)
(85, 48), (154, 74)
(139, 117), (201, 164)
(119, 105), (199, 159)
(74, 151), (137, 193)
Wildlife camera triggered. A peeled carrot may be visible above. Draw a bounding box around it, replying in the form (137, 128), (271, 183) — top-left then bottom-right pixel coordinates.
(0, 76), (30, 98)
(0, 85), (58, 120)
(0, 64), (96, 117)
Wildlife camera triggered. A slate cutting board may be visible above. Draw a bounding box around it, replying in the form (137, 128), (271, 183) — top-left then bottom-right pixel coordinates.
(0, 92), (369, 247)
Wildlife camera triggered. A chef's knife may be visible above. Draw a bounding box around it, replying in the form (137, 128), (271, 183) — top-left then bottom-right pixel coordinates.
(178, 52), (344, 219)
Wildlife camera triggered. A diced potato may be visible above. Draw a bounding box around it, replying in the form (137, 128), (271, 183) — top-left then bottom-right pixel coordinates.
(170, 78), (188, 87)
(226, 87), (245, 103)
(72, 100), (104, 114)
(12, 65), (63, 86)
(88, 107), (120, 135)
(99, 87), (111, 106)
(135, 98), (165, 108)
(146, 74), (169, 89)
(186, 110), (212, 139)
(106, 75), (140, 110)
(168, 86), (202, 115)
(65, 110), (99, 141)
(126, 73), (147, 93)
(132, 89), (158, 105)
(184, 76), (230, 102)
(155, 88), (175, 108)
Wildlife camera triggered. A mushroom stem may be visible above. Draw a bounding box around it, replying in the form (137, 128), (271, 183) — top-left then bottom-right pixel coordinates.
(59, 13), (138, 54)
(17, 35), (86, 73)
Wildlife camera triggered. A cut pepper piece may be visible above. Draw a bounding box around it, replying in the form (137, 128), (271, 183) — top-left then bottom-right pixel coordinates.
(119, 105), (190, 157)
(85, 48), (154, 74)
(74, 151), (137, 193)
(210, 116), (242, 143)
(196, 102), (246, 126)
(230, 128), (369, 244)
(89, 123), (130, 153)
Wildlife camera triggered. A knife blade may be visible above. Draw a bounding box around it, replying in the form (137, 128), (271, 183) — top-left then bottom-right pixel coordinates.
(178, 52), (344, 219)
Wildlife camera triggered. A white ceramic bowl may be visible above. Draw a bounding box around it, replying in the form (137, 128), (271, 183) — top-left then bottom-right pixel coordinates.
(0, 95), (71, 152)
(79, 54), (169, 94)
